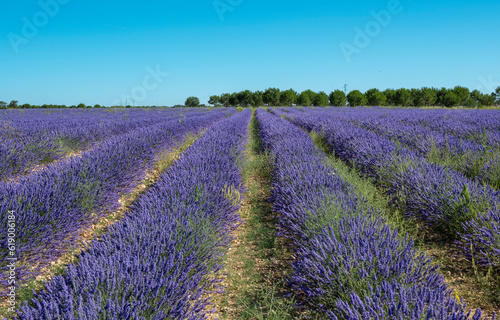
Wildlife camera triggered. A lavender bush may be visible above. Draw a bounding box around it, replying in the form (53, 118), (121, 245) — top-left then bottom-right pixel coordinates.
(15, 109), (251, 319)
(256, 109), (492, 319)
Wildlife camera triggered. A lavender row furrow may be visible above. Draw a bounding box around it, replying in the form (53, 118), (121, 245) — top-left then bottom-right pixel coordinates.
(256, 109), (490, 319)
(272, 108), (500, 267)
(0, 110), (230, 289)
(0, 108), (213, 181)
(16, 109), (251, 320)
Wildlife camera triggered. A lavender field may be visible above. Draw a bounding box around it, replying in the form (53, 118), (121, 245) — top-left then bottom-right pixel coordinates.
(1, 107), (499, 319)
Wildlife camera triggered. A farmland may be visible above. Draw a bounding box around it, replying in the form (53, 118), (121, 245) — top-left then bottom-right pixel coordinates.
(1, 107), (499, 319)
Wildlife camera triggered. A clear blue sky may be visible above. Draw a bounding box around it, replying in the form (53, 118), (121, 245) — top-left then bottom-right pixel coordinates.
(1, 0), (499, 106)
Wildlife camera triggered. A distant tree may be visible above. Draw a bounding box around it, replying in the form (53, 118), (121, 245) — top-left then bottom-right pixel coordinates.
(481, 94), (495, 106)
(436, 88), (447, 106)
(263, 88), (281, 106)
(365, 88), (386, 106)
(383, 89), (396, 106)
(220, 93), (231, 107)
(302, 90), (317, 105)
(464, 96), (477, 108)
(495, 86), (500, 105)
(395, 89), (412, 106)
(347, 90), (366, 107)
(453, 86), (470, 105)
(21, 104), (31, 109)
(470, 89), (495, 106)
(185, 96), (200, 107)
(443, 91), (460, 107)
(228, 93), (239, 107)
(280, 89), (297, 106)
(329, 90), (346, 107)
(411, 89), (425, 107)
(313, 91), (330, 107)
(94, 104), (102, 108)
(0, 101), (7, 109)
(421, 87), (438, 106)
(8, 100), (19, 109)
(252, 91), (264, 107)
(77, 103), (87, 108)
(237, 90), (253, 107)
(208, 95), (220, 107)
(296, 91), (311, 106)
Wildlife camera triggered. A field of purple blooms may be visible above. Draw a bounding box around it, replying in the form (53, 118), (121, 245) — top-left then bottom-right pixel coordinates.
(1, 107), (499, 319)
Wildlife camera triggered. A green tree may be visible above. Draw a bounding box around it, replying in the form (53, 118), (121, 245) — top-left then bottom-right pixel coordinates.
(347, 90), (366, 107)
(185, 96), (200, 107)
(252, 91), (264, 107)
(383, 89), (397, 106)
(464, 96), (477, 108)
(395, 89), (412, 106)
(8, 100), (19, 109)
(237, 90), (253, 107)
(280, 89), (297, 106)
(329, 90), (346, 107)
(220, 93), (231, 107)
(94, 104), (102, 108)
(421, 87), (438, 106)
(0, 101), (6, 109)
(77, 103), (87, 108)
(495, 86), (500, 105)
(208, 95), (220, 107)
(296, 91), (311, 106)
(411, 89), (425, 107)
(366, 88), (387, 106)
(443, 92), (460, 107)
(453, 86), (470, 105)
(313, 91), (329, 107)
(228, 93), (239, 107)
(302, 89), (317, 105)
(263, 88), (281, 106)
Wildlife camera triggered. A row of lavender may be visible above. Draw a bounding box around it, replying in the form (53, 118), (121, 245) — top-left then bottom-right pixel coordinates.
(15, 109), (251, 319)
(272, 107), (500, 267)
(0, 108), (211, 181)
(256, 109), (489, 319)
(305, 107), (500, 148)
(301, 107), (500, 190)
(0, 110), (230, 292)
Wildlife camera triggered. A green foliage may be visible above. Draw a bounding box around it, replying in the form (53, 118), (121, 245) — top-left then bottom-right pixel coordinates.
(347, 90), (366, 107)
(465, 96), (478, 108)
(453, 85), (470, 105)
(279, 89), (297, 106)
(185, 96), (200, 107)
(302, 89), (317, 105)
(208, 95), (220, 106)
(365, 88), (387, 106)
(395, 88), (412, 106)
(329, 90), (346, 107)
(263, 88), (281, 106)
(238, 90), (254, 107)
(443, 91), (461, 107)
(421, 87), (438, 106)
(220, 93), (231, 107)
(252, 91), (264, 107)
(8, 100), (19, 109)
(296, 91), (312, 106)
(383, 89), (397, 106)
(313, 91), (329, 107)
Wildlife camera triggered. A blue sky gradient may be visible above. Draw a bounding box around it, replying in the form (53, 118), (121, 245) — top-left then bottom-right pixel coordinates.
(1, 0), (499, 106)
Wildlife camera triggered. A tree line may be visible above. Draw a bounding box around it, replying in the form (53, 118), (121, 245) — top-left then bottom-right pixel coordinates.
(186, 86), (500, 108)
(0, 101), (164, 109)
(3, 86), (499, 109)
